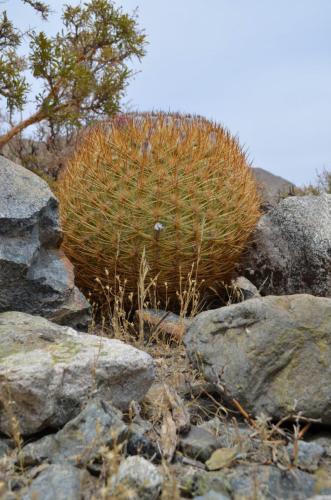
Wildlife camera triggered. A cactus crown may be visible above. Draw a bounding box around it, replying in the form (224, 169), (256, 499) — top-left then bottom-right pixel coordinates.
(57, 112), (260, 308)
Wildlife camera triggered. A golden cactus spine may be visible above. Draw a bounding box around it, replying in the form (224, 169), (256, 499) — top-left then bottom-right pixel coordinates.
(57, 113), (261, 308)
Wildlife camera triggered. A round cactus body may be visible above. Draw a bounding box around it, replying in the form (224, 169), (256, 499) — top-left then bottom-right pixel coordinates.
(57, 113), (260, 307)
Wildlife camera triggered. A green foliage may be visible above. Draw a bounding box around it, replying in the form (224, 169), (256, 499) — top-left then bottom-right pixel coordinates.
(0, 12), (29, 115)
(21, 0), (50, 19)
(0, 0), (146, 146)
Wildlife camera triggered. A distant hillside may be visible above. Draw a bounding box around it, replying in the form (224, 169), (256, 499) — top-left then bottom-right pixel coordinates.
(252, 167), (295, 207)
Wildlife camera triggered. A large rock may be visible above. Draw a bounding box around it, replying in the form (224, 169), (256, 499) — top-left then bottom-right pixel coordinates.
(21, 399), (128, 467)
(0, 312), (154, 436)
(0, 156), (90, 330)
(251, 167), (295, 209)
(185, 294), (331, 423)
(238, 194), (331, 297)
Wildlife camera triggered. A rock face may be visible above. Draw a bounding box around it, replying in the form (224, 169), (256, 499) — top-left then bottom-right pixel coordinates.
(0, 156), (90, 330)
(185, 294), (331, 423)
(0, 312), (154, 436)
(251, 167), (295, 209)
(238, 194), (331, 297)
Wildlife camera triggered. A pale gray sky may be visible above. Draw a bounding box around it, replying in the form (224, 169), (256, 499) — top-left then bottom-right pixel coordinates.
(6, 0), (331, 185)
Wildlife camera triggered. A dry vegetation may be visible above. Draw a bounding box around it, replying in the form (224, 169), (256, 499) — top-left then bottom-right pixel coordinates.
(284, 169), (331, 197)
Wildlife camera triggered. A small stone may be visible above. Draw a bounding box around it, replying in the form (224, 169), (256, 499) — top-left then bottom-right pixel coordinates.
(111, 456), (163, 500)
(198, 417), (223, 435)
(198, 418), (253, 448)
(194, 492), (231, 500)
(206, 447), (238, 471)
(286, 440), (325, 472)
(180, 469), (232, 498)
(180, 426), (220, 462)
(21, 464), (84, 500)
(231, 276), (260, 300)
(127, 422), (161, 462)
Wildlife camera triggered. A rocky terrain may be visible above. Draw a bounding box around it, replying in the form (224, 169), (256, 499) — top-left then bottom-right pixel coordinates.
(0, 156), (331, 499)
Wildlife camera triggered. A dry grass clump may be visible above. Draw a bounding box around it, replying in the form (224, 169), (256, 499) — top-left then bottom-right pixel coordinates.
(281, 168), (331, 198)
(91, 250), (203, 344)
(57, 112), (260, 310)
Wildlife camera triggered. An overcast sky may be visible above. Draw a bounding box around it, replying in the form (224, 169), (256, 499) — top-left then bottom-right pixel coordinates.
(7, 0), (331, 185)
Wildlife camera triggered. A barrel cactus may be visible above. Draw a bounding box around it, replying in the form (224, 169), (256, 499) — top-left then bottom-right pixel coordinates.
(57, 113), (260, 309)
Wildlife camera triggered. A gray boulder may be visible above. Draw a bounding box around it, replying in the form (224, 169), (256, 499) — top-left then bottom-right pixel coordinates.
(185, 294), (331, 423)
(21, 464), (85, 500)
(0, 156), (90, 330)
(238, 194), (331, 297)
(21, 399), (128, 467)
(0, 312), (154, 436)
